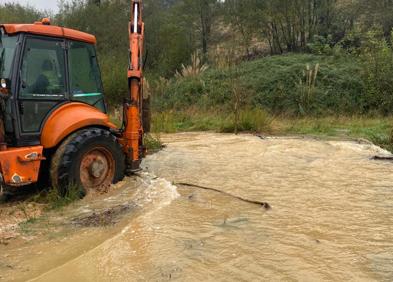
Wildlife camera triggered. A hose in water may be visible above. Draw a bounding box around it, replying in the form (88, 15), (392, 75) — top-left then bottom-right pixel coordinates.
(174, 182), (271, 210)
(372, 155), (393, 161)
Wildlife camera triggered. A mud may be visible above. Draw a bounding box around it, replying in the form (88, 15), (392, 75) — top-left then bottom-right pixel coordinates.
(1, 133), (393, 281)
(0, 202), (44, 243)
(71, 203), (136, 227)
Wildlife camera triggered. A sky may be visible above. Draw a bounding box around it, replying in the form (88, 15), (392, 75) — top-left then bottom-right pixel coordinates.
(3, 0), (59, 13)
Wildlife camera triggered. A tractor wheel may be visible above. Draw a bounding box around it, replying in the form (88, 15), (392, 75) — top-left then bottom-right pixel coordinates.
(50, 128), (125, 197)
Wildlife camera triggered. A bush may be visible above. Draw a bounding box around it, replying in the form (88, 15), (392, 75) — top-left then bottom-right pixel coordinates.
(220, 108), (273, 133)
(151, 53), (365, 116)
(360, 30), (393, 115)
(144, 134), (163, 153)
(99, 55), (129, 105)
(307, 35), (334, 55)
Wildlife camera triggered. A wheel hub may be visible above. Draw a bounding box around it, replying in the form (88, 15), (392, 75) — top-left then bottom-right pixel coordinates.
(80, 147), (115, 191)
(89, 160), (106, 178)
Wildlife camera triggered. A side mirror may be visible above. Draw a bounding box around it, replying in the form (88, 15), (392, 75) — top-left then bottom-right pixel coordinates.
(0, 78), (11, 97)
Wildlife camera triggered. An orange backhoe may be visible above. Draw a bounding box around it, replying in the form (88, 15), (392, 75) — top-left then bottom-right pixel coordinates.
(0, 0), (146, 197)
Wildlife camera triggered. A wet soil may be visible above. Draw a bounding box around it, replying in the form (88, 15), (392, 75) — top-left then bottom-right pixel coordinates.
(0, 201), (45, 244)
(71, 203), (136, 228)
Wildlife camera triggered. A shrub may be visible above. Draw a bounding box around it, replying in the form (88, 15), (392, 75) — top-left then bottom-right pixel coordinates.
(220, 108), (273, 133)
(151, 53), (364, 116)
(360, 30), (393, 115)
(144, 134), (163, 153)
(99, 55), (128, 106)
(307, 35), (334, 55)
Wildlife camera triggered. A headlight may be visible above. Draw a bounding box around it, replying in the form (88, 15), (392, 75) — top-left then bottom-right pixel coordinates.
(0, 78), (7, 88)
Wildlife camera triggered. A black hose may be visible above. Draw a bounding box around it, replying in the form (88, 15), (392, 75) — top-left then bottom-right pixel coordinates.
(372, 155), (393, 161)
(174, 182), (271, 210)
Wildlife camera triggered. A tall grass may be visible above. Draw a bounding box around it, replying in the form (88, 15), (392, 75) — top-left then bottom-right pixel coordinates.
(31, 184), (83, 210)
(220, 108), (273, 133)
(152, 108), (273, 134)
(296, 63), (320, 115)
(175, 52), (209, 78)
(152, 110), (393, 151)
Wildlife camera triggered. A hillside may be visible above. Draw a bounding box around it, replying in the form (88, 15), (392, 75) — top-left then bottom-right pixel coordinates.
(153, 54), (364, 116)
(150, 53), (393, 152)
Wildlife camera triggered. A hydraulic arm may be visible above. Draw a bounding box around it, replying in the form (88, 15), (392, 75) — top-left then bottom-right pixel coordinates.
(122, 0), (145, 171)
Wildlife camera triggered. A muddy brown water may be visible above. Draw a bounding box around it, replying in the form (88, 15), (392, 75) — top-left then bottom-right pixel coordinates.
(1, 133), (393, 281)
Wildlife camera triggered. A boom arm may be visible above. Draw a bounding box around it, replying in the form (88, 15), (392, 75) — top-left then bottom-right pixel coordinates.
(122, 0), (145, 171)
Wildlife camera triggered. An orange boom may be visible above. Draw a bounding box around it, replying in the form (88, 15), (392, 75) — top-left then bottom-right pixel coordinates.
(0, 1), (147, 196)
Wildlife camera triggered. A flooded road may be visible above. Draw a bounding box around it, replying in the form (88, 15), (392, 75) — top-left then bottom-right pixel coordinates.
(2, 133), (393, 281)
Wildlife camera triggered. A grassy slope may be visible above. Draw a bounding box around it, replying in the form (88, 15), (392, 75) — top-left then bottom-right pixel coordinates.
(154, 53), (364, 115)
(150, 53), (393, 151)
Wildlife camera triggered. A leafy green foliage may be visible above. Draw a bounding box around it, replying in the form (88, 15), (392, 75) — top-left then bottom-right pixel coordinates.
(359, 29), (393, 115)
(4, 0), (393, 119)
(0, 3), (42, 23)
(30, 184), (82, 210)
(307, 36), (334, 55)
(144, 133), (163, 152)
(152, 54), (365, 116)
(220, 108), (273, 133)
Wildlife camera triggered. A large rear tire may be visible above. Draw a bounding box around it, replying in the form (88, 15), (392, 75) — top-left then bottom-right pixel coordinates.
(50, 128), (125, 197)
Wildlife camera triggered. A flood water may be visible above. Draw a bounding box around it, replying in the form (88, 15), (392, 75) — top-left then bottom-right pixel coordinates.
(2, 133), (393, 281)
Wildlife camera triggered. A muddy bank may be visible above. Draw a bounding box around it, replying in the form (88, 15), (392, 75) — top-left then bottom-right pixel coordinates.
(0, 202), (45, 245)
(0, 177), (141, 247)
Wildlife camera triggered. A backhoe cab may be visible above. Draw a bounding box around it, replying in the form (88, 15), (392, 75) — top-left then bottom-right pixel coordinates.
(0, 1), (146, 196)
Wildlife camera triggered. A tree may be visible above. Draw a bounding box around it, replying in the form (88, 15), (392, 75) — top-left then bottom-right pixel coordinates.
(179, 0), (218, 57)
(223, 0), (264, 57)
(0, 3), (41, 23)
(356, 0), (393, 39)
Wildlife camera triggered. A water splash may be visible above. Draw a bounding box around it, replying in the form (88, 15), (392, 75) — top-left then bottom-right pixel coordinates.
(134, 171), (180, 209)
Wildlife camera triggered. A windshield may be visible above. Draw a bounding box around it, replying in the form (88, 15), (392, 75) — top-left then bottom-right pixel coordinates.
(0, 30), (17, 80)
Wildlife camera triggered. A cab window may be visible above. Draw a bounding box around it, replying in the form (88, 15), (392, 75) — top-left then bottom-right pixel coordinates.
(0, 30), (18, 134)
(68, 41), (105, 112)
(19, 37), (66, 133)
(0, 30), (17, 81)
(20, 38), (66, 98)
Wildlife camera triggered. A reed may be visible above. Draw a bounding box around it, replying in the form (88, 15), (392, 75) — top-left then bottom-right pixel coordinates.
(175, 52), (209, 78)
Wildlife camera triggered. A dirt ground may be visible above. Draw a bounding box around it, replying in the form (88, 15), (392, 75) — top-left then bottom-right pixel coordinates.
(0, 201), (45, 245)
(0, 179), (138, 247)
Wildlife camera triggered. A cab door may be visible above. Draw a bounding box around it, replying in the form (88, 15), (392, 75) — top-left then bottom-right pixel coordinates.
(67, 40), (106, 112)
(16, 35), (67, 145)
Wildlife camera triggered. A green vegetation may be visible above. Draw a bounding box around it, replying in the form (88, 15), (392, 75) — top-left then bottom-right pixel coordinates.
(144, 133), (164, 153)
(153, 54), (365, 115)
(278, 117), (393, 152)
(152, 111), (393, 152)
(3, 1), (393, 150)
(31, 185), (82, 210)
(3, 0), (393, 105)
(152, 108), (273, 133)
